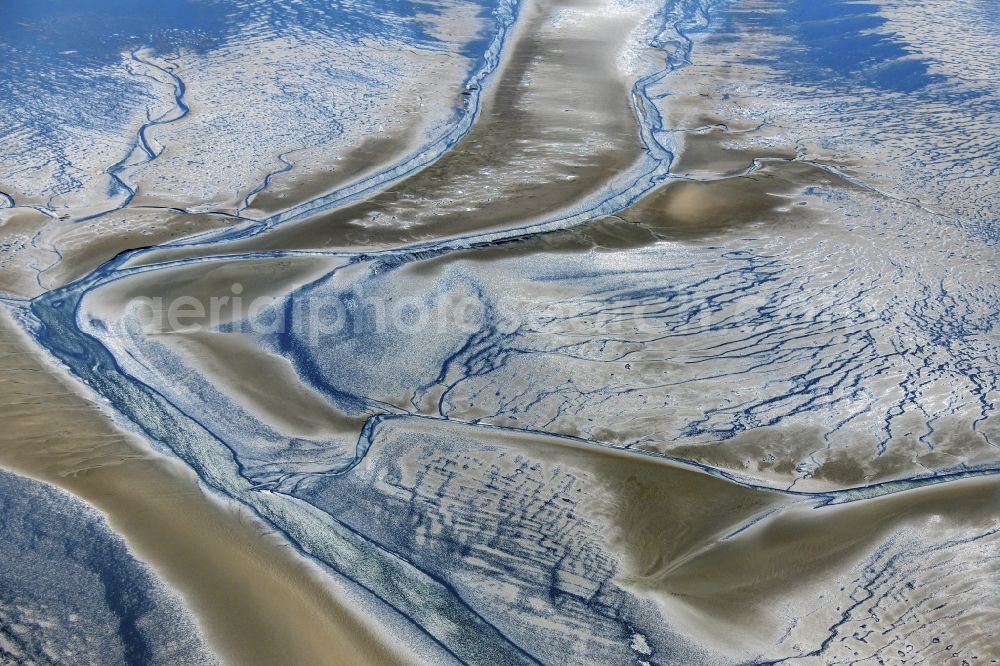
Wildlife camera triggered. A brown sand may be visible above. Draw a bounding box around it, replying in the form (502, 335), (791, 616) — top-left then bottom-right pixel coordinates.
(633, 474), (1000, 656)
(0, 308), (406, 666)
(244, 134), (427, 219)
(0, 206), (239, 298)
(618, 158), (837, 239)
(0, 6), (663, 659)
(131, 0), (651, 271)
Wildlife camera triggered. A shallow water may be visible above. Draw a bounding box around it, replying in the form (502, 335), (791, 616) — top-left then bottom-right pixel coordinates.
(0, 467), (218, 664)
(1, 0), (998, 663)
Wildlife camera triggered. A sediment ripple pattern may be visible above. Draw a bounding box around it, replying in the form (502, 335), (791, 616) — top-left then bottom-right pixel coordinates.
(1, 0), (997, 663)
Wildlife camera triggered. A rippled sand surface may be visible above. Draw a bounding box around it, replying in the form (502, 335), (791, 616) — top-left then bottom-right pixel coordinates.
(1, 0), (998, 663)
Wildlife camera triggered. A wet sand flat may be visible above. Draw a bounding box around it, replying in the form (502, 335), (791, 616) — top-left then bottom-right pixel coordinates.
(0, 309), (407, 666)
(2, 0), (998, 662)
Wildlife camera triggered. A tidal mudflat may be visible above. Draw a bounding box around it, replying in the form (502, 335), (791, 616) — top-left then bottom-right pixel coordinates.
(1, 0), (998, 663)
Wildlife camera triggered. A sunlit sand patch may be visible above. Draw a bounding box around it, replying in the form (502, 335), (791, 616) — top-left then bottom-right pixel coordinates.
(619, 160), (836, 239)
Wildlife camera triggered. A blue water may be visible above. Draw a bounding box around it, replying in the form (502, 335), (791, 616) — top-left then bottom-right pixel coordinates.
(1, 0), (496, 66)
(736, 0), (943, 92)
